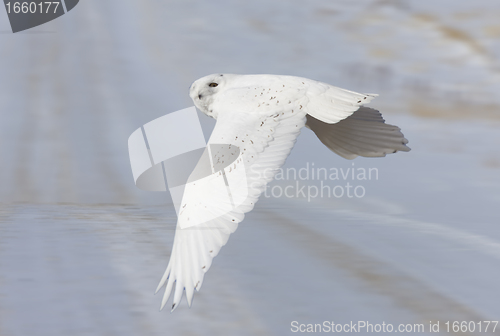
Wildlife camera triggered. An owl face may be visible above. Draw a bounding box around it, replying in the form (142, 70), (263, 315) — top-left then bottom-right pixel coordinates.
(189, 74), (227, 117)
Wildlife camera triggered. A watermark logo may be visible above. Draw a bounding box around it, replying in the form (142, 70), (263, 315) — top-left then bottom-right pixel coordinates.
(3, 0), (79, 33)
(128, 107), (248, 228)
(128, 108), (379, 226)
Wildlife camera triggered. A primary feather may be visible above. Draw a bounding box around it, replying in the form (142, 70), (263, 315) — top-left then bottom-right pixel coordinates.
(156, 74), (410, 311)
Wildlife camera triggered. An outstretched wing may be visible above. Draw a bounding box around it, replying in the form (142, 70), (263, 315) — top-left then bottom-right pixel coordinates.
(301, 78), (378, 124)
(306, 107), (411, 159)
(222, 74), (378, 124)
(156, 104), (307, 312)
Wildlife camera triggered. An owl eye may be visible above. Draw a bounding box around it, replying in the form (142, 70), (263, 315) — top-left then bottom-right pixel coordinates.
(208, 83), (218, 87)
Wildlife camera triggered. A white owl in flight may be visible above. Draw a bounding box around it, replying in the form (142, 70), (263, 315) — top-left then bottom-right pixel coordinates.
(156, 74), (410, 311)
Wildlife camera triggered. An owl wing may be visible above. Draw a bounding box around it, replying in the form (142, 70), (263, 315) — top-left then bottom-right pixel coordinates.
(306, 107), (411, 159)
(214, 74), (378, 124)
(156, 100), (307, 312)
(290, 76), (409, 157)
(279, 75), (379, 124)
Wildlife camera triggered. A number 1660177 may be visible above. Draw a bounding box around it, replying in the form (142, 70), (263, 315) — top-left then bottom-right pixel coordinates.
(445, 321), (498, 333)
(5, 2), (60, 14)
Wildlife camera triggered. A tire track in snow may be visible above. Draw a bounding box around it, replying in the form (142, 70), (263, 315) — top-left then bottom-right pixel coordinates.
(264, 209), (495, 335)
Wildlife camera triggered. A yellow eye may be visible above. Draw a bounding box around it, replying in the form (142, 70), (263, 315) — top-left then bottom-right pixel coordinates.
(208, 83), (218, 87)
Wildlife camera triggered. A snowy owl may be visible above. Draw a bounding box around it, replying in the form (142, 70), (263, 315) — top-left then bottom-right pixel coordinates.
(156, 74), (410, 311)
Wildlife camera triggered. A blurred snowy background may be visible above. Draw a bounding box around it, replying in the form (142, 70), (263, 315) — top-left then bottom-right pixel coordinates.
(0, 0), (499, 335)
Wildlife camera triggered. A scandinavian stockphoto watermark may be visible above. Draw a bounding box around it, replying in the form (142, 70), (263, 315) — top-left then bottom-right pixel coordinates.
(128, 107), (249, 228)
(290, 320), (498, 333)
(3, 0), (79, 33)
(262, 162), (379, 202)
(128, 107), (378, 226)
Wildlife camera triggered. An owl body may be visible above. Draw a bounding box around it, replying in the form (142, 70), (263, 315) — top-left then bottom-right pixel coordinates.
(190, 74), (309, 119)
(157, 73), (410, 311)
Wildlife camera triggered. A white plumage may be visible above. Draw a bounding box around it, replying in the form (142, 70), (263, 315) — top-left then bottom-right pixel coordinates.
(156, 74), (410, 311)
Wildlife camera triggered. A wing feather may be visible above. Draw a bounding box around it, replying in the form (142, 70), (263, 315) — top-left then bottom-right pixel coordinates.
(156, 106), (306, 311)
(306, 107), (411, 159)
(304, 80), (378, 124)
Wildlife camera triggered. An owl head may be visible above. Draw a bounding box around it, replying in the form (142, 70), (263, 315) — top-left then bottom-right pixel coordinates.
(189, 73), (228, 118)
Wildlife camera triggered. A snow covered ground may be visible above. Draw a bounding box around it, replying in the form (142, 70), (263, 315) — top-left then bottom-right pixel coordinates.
(0, 0), (499, 335)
